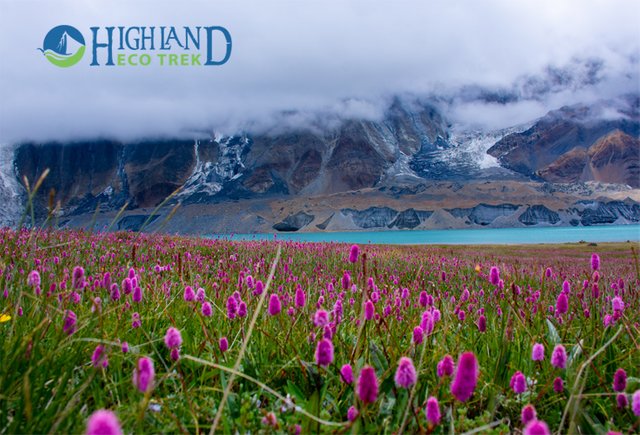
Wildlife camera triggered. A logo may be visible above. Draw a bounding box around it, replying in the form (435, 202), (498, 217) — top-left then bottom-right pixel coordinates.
(39, 25), (231, 68)
(39, 25), (86, 67)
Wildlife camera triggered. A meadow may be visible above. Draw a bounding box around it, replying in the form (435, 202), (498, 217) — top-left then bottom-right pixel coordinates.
(0, 228), (638, 434)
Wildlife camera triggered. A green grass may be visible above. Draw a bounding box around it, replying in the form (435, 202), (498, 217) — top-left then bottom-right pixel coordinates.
(0, 228), (638, 433)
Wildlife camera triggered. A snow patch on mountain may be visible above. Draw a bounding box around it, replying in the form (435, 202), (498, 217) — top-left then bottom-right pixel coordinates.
(446, 124), (532, 170)
(179, 135), (250, 199)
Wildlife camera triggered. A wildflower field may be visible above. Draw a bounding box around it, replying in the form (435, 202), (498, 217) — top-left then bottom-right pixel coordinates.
(0, 228), (639, 434)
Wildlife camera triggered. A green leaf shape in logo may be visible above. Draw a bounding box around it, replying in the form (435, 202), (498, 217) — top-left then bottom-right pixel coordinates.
(44, 45), (85, 68)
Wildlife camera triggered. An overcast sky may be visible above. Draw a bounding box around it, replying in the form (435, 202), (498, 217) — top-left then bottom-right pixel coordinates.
(0, 0), (638, 143)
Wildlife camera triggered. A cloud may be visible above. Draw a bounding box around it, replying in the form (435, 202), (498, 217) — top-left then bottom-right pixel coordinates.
(0, 0), (638, 143)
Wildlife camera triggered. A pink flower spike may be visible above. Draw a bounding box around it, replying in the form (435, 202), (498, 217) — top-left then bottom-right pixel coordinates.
(357, 366), (379, 404)
(425, 396), (441, 425)
(394, 357), (417, 389)
(450, 352), (479, 402)
(364, 300), (374, 321)
(553, 377), (564, 393)
(632, 390), (640, 416)
(347, 405), (359, 422)
(510, 371), (527, 394)
(551, 345), (567, 369)
(437, 355), (455, 378)
(531, 343), (544, 361)
(521, 404), (537, 425)
(523, 419), (550, 435)
(613, 368), (627, 392)
(314, 338), (334, 367)
(268, 293), (281, 316)
(348, 244), (359, 263)
(164, 327), (182, 349)
(219, 337), (229, 353)
(86, 409), (122, 435)
(133, 357), (155, 393)
(340, 364), (353, 384)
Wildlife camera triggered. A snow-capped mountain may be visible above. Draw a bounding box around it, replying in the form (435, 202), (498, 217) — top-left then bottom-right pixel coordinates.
(1, 94), (638, 232)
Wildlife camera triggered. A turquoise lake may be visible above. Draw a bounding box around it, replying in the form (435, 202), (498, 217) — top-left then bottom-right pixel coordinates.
(213, 224), (640, 245)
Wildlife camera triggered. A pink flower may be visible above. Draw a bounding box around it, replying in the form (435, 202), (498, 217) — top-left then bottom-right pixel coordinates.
(268, 294), (281, 316)
(553, 377), (564, 393)
(63, 310), (77, 335)
(195, 287), (206, 303)
(226, 296), (237, 319)
(413, 326), (424, 345)
(121, 342), (129, 353)
(91, 345), (108, 368)
(340, 364), (354, 384)
(133, 357), (155, 393)
(364, 300), (374, 321)
(394, 357), (417, 389)
(555, 293), (568, 315)
(219, 337), (229, 353)
(110, 284), (120, 301)
(72, 266), (85, 289)
(131, 312), (141, 329)
(617, 393), (628, 409)
(611, 297), (624, 312)
(86, 409), (122, 435)
(132, 286), (142, 303)
(27, 270), (41, 287)
(612, 368), (627, 392)
(489, 266), (500, 286)
(450, 352), (478, 402)
(591, 253), (600, 271)
(122, 278), (132, 295)
(521, 404), (537, 425)
(419, 291), (428, 307)
(510, 371), (527, 394)
(237, 301), (247, 317)
(551, 345), (567, 369)
(348, 244), (359, 263)
(314, 338), (334, 367)
(164, 327), (182, 349)
(295, 287), (306, 308)
(347, 405), (359, 421)
(202, 301), (212, 317)
(254, 280), (264, 296)
(437, 355), (455, 378)
(357, 366), (379, 404)
(632, 390), (640, 416)
(425, 396), (441, 425)
(342, 272), (351, 290)
(523, 419), (550, 435)
(477, 315), (486, 332)
(313, 309), (330, 327)
(183, 286), (195, 302)
(531, 343), (544, 361)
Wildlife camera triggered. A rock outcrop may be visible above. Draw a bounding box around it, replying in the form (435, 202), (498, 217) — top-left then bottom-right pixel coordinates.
(272, 212), (314, 231)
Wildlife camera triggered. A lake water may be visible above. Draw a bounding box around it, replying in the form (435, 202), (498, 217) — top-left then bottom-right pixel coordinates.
(215, 225), (640, 245)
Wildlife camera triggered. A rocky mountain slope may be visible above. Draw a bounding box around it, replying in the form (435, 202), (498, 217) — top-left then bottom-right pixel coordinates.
(3, 95), (640, 234)
(488, 95), (639, 186)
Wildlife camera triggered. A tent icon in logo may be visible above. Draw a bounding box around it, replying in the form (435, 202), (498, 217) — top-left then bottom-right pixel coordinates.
(39, 25), (86, 67)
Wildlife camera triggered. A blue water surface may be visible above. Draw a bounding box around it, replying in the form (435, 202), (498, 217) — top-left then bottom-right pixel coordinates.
(211, 224), (640, 245)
